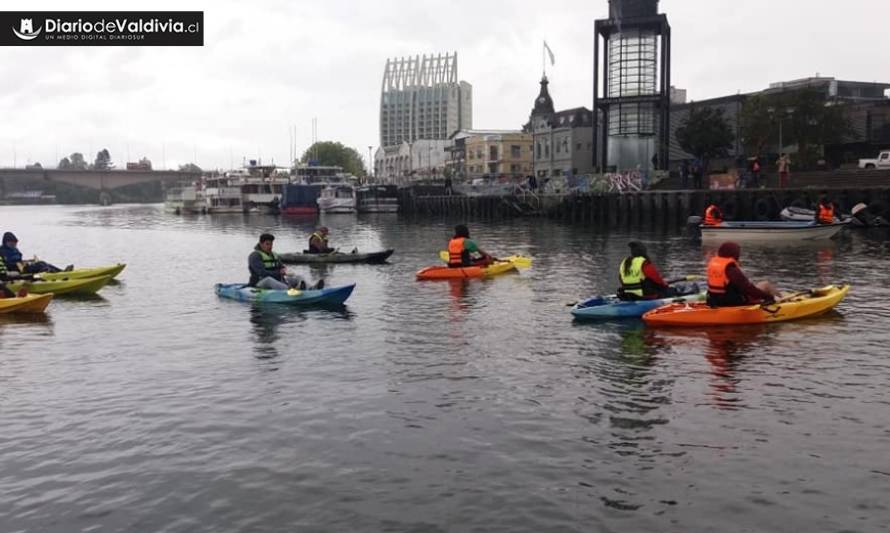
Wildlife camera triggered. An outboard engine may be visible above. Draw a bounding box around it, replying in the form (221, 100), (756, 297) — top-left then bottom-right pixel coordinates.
(686, 215), (702, 239)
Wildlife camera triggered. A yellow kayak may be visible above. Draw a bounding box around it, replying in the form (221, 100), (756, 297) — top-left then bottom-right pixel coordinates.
(0, 293), (53, 313)
(5, 274), (114, 296)
(37, 263), (126, 282)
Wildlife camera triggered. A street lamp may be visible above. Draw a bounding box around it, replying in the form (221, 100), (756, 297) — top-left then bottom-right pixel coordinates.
(367, 145), (373, 182)
(768, 106), (795, 152)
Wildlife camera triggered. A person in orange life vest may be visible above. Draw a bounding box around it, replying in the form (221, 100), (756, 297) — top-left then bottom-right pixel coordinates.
(815, 195), (835, 225)
(447, 224), (495, 268)
(703, 204), (723, 226)
(706, 242), (777, 307)
(617, 241), (675, 300)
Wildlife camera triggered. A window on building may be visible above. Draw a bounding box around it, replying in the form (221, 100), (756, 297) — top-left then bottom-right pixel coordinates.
(553, 169), (562, 176)
(545, 145), (550, 157)
(511, 145), (521, 158)
(536, 143), (541, 159)
(489, 146), (498, 161)
(476, 150), (483, 159)
(511, 164), (519, 172)
(587, 142), (592, 150)
(576, 143), (582, 151)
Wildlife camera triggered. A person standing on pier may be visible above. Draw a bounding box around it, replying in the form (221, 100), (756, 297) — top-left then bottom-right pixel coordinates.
(776, 153), (791, 188)
(706, 242), (777, 307)
(617, 241), (674, 300)
(680, 160), (690, 190)
(448, 224), (495, 268)
(703, 204), (724, 226)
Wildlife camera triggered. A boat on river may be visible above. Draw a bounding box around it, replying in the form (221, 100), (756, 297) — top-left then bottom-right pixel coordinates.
(278, 249), (394, 264)
(357, 185), (399, 213)
(700, 221), (846, 243)
(215, 283), (355, 306)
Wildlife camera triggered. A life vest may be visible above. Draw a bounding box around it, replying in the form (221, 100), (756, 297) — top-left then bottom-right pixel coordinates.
(707, 256), (738, 294)
(704, 205), (723, 226)
(817, 203), (834, 224)
(448, 237), (466, 267)
(309, 232), (328, 251)
(257, 249), (281, 271)
(619, 256), (646, 297)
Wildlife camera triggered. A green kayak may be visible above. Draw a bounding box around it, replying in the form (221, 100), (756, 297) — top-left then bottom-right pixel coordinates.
(5, 274), (114, 295)
(37, 263), (126, 281)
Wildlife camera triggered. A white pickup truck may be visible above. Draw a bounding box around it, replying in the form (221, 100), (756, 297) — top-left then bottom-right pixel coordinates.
(859, 150), (890, 169)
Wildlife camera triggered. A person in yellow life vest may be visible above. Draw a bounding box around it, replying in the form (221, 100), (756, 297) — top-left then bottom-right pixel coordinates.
(617, 241), (673, 300)
(448, 224), (495, 268)
(815, 195), (835, 225)
(703, 204), (723, 226)
(706, 242), (777, 308)
(308, 227), (335, 254)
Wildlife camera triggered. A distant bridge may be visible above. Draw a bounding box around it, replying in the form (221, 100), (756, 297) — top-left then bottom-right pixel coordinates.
(0, 168), (202, 191)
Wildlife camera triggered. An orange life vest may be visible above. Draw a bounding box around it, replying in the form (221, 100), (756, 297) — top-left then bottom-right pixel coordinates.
(707, 256), (738, 294)
(448, 237), (466, 267)
(704, 205), (723, 226)
(817, 203), (834, 224)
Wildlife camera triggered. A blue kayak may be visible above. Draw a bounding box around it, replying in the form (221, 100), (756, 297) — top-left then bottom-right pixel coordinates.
(215, 283), (355, 306)
(571, 283), (705, 320)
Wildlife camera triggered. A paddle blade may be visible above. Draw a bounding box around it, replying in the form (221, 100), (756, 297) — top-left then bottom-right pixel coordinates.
(503, 255), (533, 268)
(438, 250), (450, 262)
(286, 288), (302, 296)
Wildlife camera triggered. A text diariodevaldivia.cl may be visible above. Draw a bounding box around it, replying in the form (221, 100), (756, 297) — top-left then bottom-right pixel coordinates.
(43, 18), (200, 34)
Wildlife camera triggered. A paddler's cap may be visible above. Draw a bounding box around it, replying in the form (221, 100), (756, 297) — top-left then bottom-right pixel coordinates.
(2, 232), (17, 244)
(718, 241), (741, 259)
(259, 233), (275, 243)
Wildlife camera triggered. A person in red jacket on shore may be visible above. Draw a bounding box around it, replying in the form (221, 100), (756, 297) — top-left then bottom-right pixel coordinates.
(707, 242), (777, 307)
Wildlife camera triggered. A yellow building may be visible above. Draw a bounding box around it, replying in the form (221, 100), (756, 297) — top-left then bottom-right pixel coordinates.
(464, 132), (533, 179)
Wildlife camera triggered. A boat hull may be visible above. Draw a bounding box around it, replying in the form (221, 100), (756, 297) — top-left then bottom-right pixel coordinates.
(0, 293), (53, 313)
(279, 250), (394, 264)
(215, 283), (355, 306)
(6, 275), (113, 295)
(416, 261), (517, 280)
(642, 285), (849, 327)
(700, 221), (845, 243)
(572, 290), (706, 320)
(38, 264), (126, 281)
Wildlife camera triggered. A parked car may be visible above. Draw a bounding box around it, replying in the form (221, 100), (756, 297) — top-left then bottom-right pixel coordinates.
(858, 150), (890, 169)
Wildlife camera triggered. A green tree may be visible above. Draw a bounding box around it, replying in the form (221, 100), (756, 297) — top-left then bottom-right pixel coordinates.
(93, 149), (113, 170)
(784, 89), (851, 167)
(300, 141), (367, 177)
(675, 106), (734, 170)
(59, 152), (87, 170)
(739, 94), (775, 156)
(178, 163), (202, 173)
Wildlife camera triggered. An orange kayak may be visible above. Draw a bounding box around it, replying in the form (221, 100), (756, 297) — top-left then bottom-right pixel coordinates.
(416, 261), (518, 280)
(642, 285), (849, 327)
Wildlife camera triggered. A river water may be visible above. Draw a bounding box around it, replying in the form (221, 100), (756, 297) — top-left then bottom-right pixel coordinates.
(1, 204), (888, 532)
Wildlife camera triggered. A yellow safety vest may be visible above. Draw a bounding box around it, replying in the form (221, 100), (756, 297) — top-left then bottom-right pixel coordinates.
(619, 256), (646, 297)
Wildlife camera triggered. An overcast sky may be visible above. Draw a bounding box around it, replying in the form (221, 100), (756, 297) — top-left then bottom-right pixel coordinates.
(1, 0), (887, 170)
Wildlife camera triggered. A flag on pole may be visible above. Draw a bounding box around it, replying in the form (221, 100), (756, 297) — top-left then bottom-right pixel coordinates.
(543, 40), (555, 66)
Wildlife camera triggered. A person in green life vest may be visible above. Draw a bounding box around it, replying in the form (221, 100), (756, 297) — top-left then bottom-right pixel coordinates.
(447, 224), (496, 267)
(248, 233), (323, 290)
(617, 241), (674, 300)
(308, 227), (335, 254)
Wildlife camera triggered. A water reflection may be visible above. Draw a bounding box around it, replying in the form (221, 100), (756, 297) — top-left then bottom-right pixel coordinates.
(248, 304), (354, 368)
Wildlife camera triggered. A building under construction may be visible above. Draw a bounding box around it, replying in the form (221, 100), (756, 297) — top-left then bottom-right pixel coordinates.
(379, 53), (473, 147)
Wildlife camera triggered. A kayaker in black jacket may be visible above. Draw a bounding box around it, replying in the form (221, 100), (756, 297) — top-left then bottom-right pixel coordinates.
(249, 233), (323, 290)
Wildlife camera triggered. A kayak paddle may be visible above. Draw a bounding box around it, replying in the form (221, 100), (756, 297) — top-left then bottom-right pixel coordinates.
(437, 251), (533, 268)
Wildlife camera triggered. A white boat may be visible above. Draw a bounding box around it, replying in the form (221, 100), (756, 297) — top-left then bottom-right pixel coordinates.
(357, 185), (399, 213)
(238, 164), (289, 214)
(317, 184), (356, 214)
(203, 173), (246, 214)
(164, 184), (203, 214)
(700, 221), (846, 243)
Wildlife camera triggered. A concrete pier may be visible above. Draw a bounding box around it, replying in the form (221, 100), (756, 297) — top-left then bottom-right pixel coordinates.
(398, 186), (890, 225)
